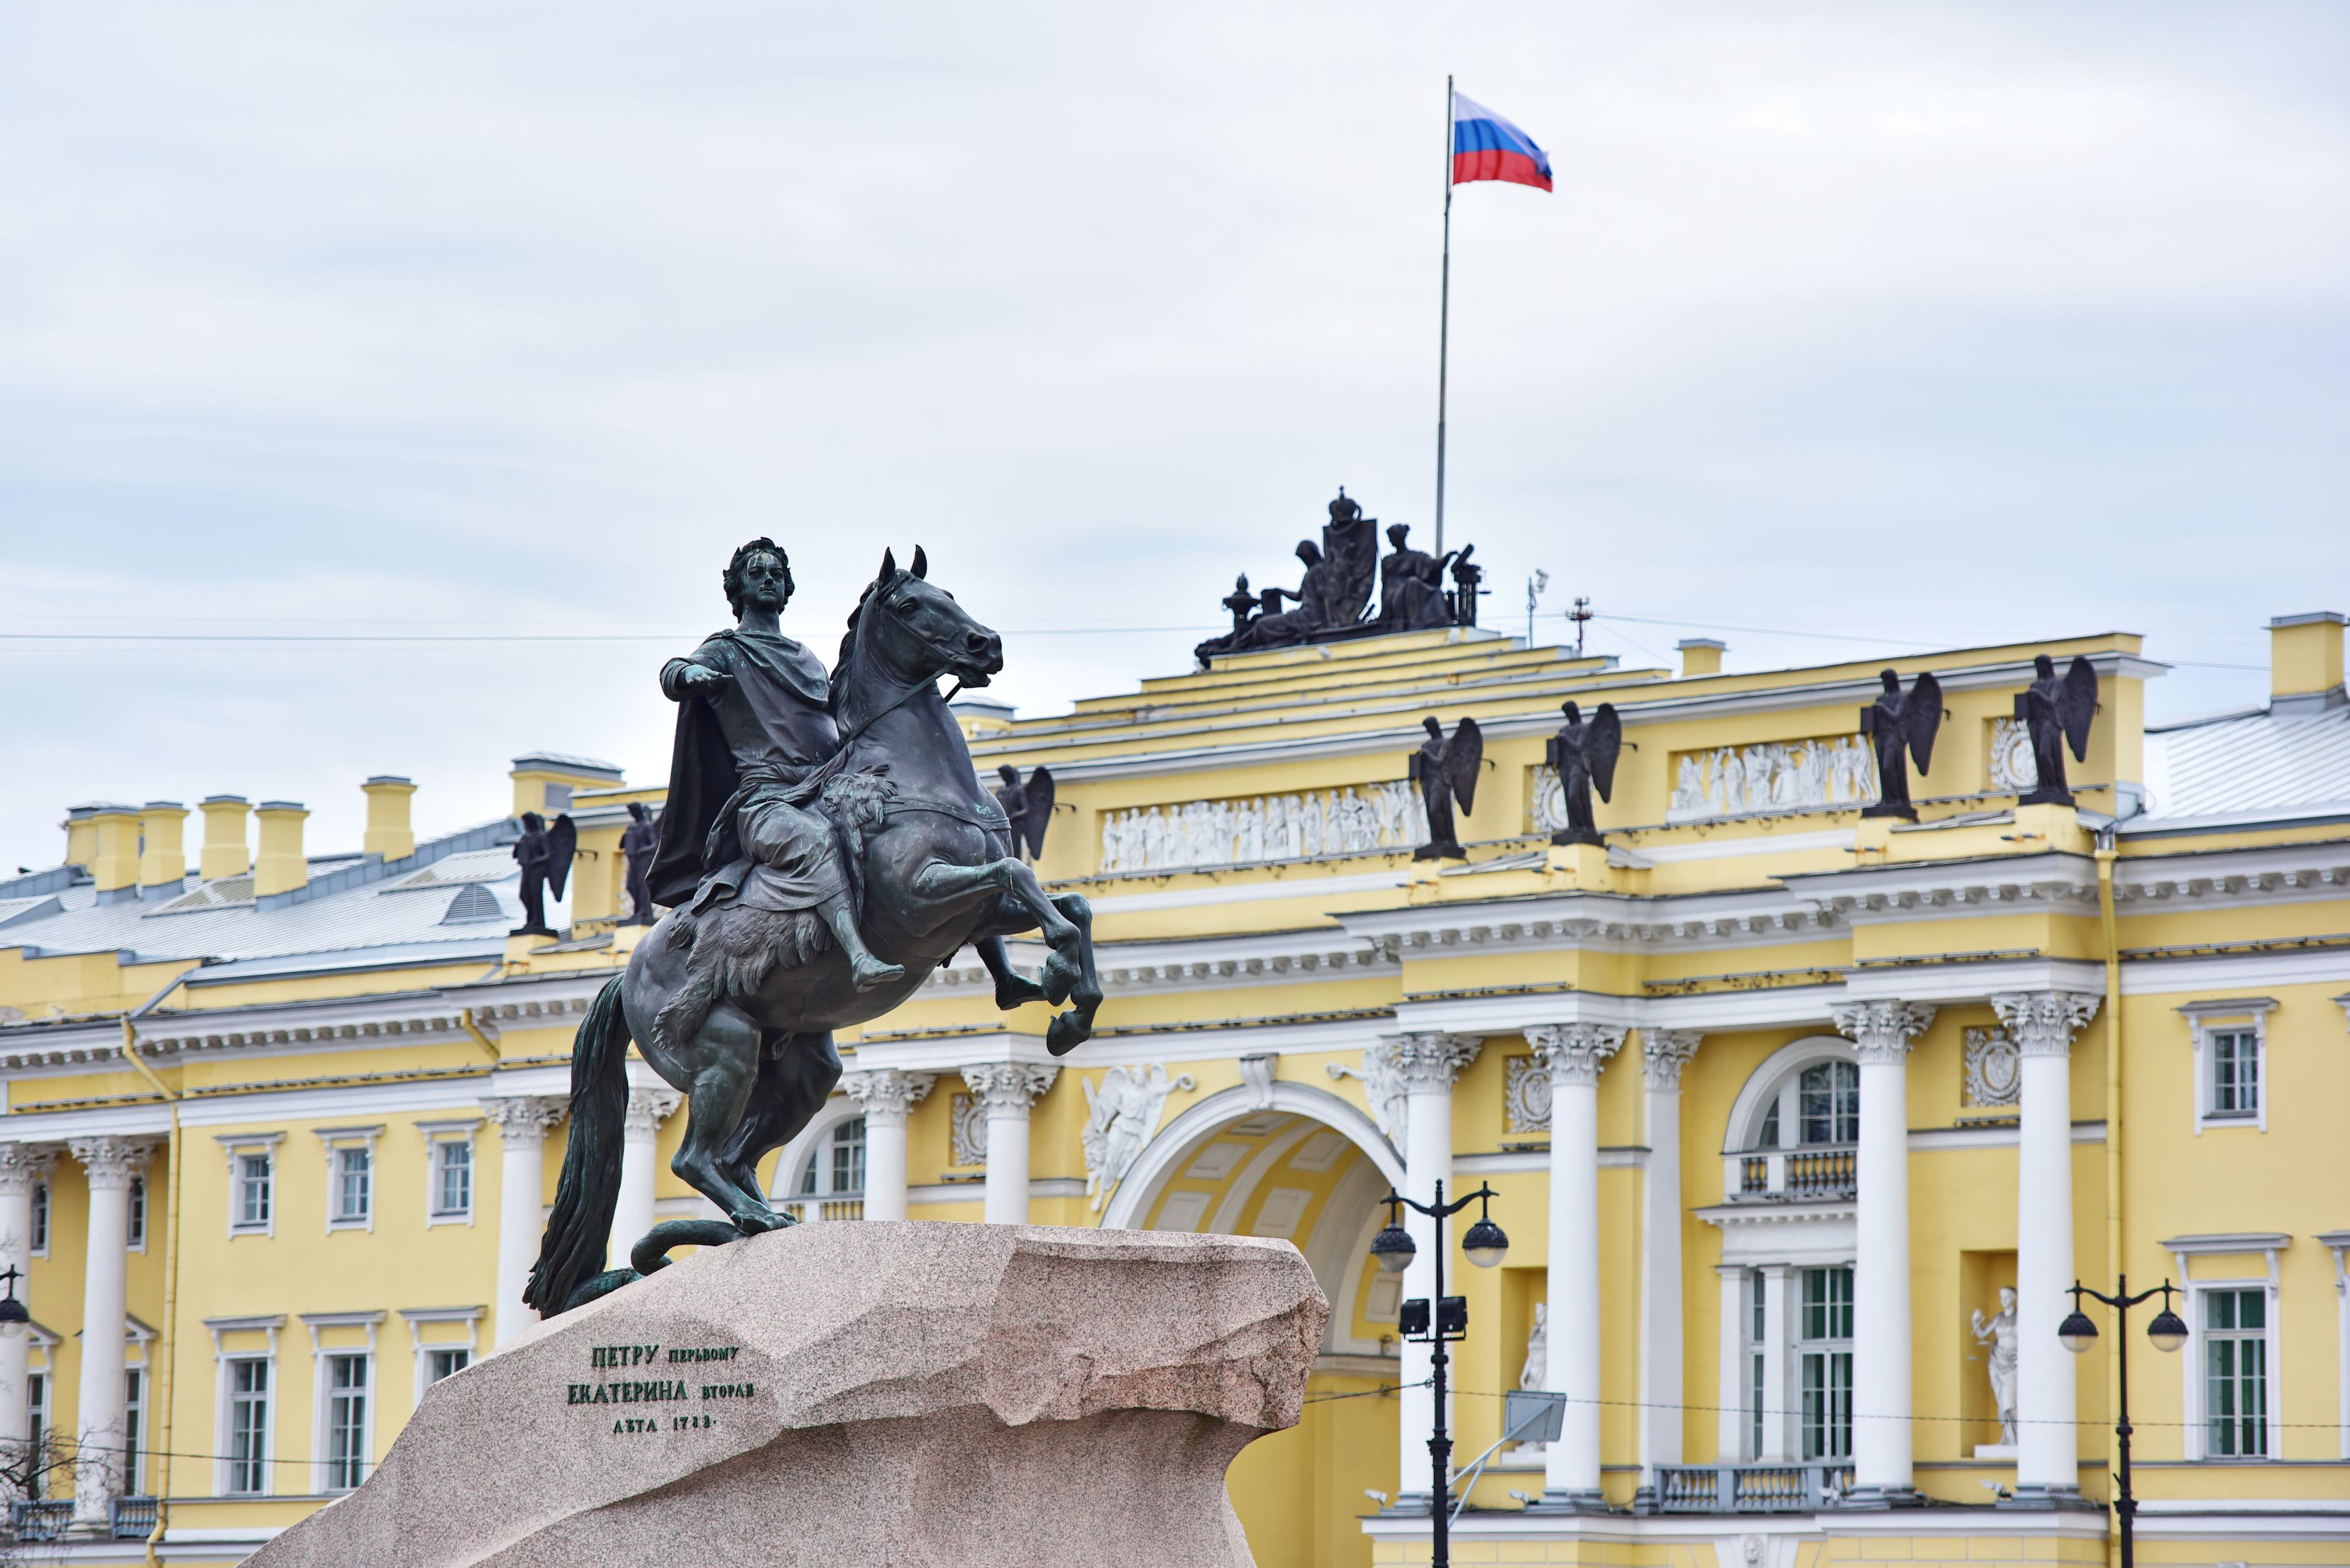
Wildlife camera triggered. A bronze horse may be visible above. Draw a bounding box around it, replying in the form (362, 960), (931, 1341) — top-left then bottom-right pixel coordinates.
(526, 548), (1101, 1315)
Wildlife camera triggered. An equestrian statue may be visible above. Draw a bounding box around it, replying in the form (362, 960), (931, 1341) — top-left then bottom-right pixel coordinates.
(524, 539), (1103, 1318)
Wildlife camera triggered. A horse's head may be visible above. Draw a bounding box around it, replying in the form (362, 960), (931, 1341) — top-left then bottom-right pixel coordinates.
(851, 546), (1005, 690)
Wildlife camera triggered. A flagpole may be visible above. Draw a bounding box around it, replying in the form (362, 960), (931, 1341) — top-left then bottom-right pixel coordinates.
(1434, 73), (1453, 558)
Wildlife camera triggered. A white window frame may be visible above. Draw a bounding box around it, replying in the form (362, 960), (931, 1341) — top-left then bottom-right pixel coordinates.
(399, 1305), (485, 1406)
(123, 1362), (147, 1496)
(301, 1311), (382, 1494)
(314, 1126), (385, 1234)
(416, 1118), (482, 1227)
(2321, 1230), (2350, 1461)
(127, 1174), (147, 1254)
(204, 1314), (284, 1497)
(2165, 1234), (2288, 1462)
(218, 1133), (285, 1239)
(2175, 998), (2275, 1134)
(30, 1180), (49, 1258)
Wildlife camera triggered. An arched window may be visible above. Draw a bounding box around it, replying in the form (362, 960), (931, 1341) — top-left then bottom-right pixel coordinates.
(788, 1116), (866, 1219)
(1723, 1039), (1861, 1202)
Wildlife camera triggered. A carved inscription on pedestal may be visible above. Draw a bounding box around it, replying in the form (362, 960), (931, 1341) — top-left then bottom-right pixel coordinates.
(568, 1342), (750, 1435)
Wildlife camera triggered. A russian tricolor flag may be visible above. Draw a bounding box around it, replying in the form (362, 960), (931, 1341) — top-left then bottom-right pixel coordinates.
(1451, 90), (1551, 192)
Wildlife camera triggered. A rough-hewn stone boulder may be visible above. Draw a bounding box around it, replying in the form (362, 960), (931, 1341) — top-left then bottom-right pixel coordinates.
(248, 1223), (1328, 1567)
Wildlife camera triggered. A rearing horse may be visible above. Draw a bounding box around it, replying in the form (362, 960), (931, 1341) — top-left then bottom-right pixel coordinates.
(526, 547), (1102, 1316)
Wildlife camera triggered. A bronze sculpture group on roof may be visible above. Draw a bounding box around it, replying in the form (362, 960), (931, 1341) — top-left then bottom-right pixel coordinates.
(1194, 490), (1485, 666)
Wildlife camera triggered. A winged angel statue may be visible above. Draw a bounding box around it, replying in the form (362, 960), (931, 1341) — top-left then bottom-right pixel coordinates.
(1410, 715), (1484, 860)
(1546, 700), (1622, 846)
(991, 764), (1055, 862)
(2016, 653), (2098, 806)
(1859, 669), (1944, 819)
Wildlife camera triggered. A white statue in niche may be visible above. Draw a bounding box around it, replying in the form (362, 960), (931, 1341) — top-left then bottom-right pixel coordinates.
(1081, 1064), (1197, 1210)
(1514, 1303), (1550, 1456)
(1970, 1286), (2019, 1447)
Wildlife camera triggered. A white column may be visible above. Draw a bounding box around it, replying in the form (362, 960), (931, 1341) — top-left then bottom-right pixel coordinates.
(67, 1136), (153, 1528)
(608, 1086), (681, 1269)
(1715, 1265), (1745, 1461)
(484, 1098), (566, 1348)
(1638, 1029), (1699, 1491)
(0, 1143), (57, 1450)
(1759, 1264), (1793, 1462)
(1993, 990), (2100, 1506)
(960, 1064), (1057, 1225)
(1372, 1032), (1481, 1503)
(842, 1070), (937, 1222)
(1528, 1022), (1621, 1510)
(1833, 1000), (1933, 1506)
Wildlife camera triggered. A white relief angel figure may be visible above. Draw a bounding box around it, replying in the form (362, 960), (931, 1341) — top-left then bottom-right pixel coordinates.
(1717, 749), (1745, 817)
(1082, 1064), (1197, 1210)
(1672, 756), (1705, 816)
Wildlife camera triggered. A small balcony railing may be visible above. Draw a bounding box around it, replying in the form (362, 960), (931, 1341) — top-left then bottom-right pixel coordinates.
(1721, 1146), (1857, 1203)
(9, 1498), (73, 1541)
(1650, 1462), (1852, 1513)
(778, 1195), (865, 1223)
(111, 1495), (158, 1540)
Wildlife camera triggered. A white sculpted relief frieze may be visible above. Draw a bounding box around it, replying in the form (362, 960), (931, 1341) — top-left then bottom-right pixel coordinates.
(1667, 736), (1877, 822)
(1098, 782), (1428, 874)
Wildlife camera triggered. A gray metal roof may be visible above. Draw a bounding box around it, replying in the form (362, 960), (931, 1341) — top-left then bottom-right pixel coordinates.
(2134, 702), (2350, 830)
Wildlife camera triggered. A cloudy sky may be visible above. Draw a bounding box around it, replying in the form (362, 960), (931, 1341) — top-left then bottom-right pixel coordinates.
(2, 2), (2344, 872)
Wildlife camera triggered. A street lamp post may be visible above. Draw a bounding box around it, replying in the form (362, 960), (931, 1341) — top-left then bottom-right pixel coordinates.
(2058, 1274), (2187, 1568)
(1369, 1179), (1508, 1568)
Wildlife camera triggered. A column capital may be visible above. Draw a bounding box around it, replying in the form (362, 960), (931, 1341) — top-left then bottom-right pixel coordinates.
(1833, 1000), (1936, 1064)
(0, 1142), (61, 1196)
(481, 1096), (568, 1146)
(622, 1087), (683, 1140)
(67, 1136), (157, 1191)
(841, 1069), (938, 1128)
(1989, 992), (2101, 1057)
(1640, 1029), (1702, 1091)
(1527, 1023), (1623, 1088)
(961, 1062), (1057, 1116)
(1375, 1032), (1483, 1094)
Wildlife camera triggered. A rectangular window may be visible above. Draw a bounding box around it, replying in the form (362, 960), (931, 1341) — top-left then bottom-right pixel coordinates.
(2209, 1029), (2259, 1117)
(2205, 1288), (2268, 1458)
(237, 1154), (272, 1230)
(333, 1147), (372, 1225)
(226, 1359), (270, 1495)
(324, 1354), (370, 1491)
(831, 1117), (867, 1195)
(432, 1140), (472, 1218)
(426, 1348), (470, 1386)
(1798, 1266), (1853, 1461)
(30, 1183), (48, 1254)
(123, 1367), (144, 1495)
(1799, 1062), (1860, 1146)
(128, 1176), (146, 1249)
(26, 1371), (46, 1456)
(1748, 1271), (1766, 1455)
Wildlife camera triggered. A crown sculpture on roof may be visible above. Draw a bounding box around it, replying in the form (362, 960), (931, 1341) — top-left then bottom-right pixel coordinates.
(1193, 490), (1485, 667)
(522, 539), (1103, 1321)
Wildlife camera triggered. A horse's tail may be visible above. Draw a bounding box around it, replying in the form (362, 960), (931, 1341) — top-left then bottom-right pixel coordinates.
(524, 974), (632, 1320)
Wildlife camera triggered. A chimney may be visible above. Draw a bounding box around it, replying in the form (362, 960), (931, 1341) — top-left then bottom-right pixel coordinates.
(62, 803), (105, 872)
(362, 776), (417, 862)
(199, 796), (252, 880)
(509, 753), (624, 819)
(138, 802), (189, 895)
(1677, 638), (1726, 678)
(90, 805), (142, 903)
(2268, 612), (2346, 717)
(254, 801), (309, 900)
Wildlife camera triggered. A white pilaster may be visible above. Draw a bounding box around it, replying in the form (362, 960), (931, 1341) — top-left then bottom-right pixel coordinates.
(1638, 1029), (1699, 1487)
(1834, 1000), (1933, 1505)
(1715, 1265), (1745, 1461)
(1528, 1022), (1621, 1509)
(1759, 1264), (1793, 1462)
(1373, 1032), (1481, 1503)
(67, 1136), (153, 1527)
(609, 1086), (681, 1269)
(842, 1070), (937, 1222)
(961, 1064), (1057, 1225)
(1993, 990), (2100, 1506)
(0, 1142), (57, 1450)
(483, 1098), (566, 1348)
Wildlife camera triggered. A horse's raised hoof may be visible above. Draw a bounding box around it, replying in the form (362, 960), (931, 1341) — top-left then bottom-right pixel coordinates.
(1047, 1008), (1092, 1057)
(1041, 950), (1081, 1006)
(849, 956), (908, 993)
(994, 973), (1048, 1010)
(730, 1205), (796, 1235)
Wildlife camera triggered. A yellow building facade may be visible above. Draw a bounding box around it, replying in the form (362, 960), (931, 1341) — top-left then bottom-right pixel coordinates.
(1, 614), (2346, 1566)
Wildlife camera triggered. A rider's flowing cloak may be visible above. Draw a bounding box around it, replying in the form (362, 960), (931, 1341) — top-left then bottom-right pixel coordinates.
(647, 629), (835, 910)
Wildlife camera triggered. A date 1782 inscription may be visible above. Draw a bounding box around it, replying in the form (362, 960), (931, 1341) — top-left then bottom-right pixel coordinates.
(568, 1344), (753, 1435)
